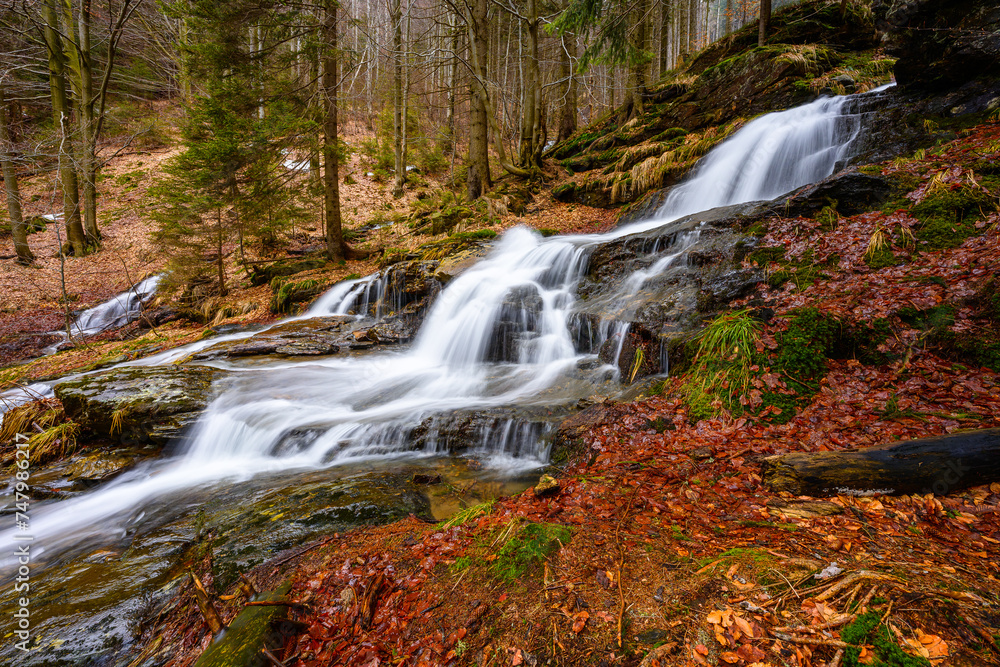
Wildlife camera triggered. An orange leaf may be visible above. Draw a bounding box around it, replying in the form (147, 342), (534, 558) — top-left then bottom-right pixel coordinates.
(572, 611), (589, 634)
(720, 651), (740, 664)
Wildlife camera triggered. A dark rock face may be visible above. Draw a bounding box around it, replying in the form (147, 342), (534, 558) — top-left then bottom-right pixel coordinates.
(768, 168), (898, 218)
(877, 0), (1000, 94)
(55, 366), (225, 446)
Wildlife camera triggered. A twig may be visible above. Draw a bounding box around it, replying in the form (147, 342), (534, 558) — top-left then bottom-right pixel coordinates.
(769, 568), (800, 599)
(615, 485), (640, 649)
(261, 646), (286, 666)
(815, 571), (901, 602)
(829, 647), (845, 667)
(772, 632), (850, 648)
(960, 612), (1000, 655)
(773, 613), (856, 633)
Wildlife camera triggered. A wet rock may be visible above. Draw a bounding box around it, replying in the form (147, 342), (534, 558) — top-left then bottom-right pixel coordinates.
(62, 451), (136, 483)
(597, 324), (662, 382)
(55, 365), (225, 446)
(690, 446), (714, 460)
(551, 402), (619, 465)
(187, 316), (354, 361)
(485, 286), (542, 363)
(412, 473), (442, 485)
(773, 168), (898, 218)
(534, 474), (560, 496)
(192, 582), (293, 667)
(581, 204), (765, 359)
(411, 406), (562, 457)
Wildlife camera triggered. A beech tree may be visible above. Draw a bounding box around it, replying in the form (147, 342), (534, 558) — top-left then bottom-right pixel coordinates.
(0, 82), (32, 265)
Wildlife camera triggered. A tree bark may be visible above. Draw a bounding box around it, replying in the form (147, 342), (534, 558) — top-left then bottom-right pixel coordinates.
(42, 0), (86, 256)
(444, 10), (459, 154)
(464, 0), (491, 200)
(391, 0), (404, 197)
(517, 0), (541, 168)
(658, 0), (670, 76)
(761, 429), (1000, 497)
(626, 0), (647, 120)
(322, 0), (348, 260)
(61, 0), (100, 244)
(758, 0), (771, 47)
(0, 85), (33, 265)
(556, 32), (577, 142)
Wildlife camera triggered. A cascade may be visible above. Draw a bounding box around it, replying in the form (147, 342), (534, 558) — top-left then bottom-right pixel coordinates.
(2, 90), (879, 568)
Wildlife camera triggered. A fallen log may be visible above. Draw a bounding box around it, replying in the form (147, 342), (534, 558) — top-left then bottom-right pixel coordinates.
(761, 428), (1000, 496)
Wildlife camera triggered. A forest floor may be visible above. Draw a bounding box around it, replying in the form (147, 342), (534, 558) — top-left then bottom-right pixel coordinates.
(122, 118), (1000, 667)
(3, 101), (1000, 666)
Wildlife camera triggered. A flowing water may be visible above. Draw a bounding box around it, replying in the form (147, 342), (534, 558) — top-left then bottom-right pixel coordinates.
(1, 90), (880, 663)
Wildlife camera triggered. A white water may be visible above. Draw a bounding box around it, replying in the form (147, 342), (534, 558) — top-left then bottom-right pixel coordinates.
(2, 91), (873, 564)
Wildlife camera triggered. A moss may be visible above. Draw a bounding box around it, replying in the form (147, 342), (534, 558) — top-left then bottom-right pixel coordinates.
(492, 522), (573, 582)
(269, 279), (320, 314)
(841, 611), (930, 667)
(193, 582), (292, 667)
(865, 246), (898, 270)
(814, 204), (840, 231)
(912, 185), (996, 249)
(651, 127), (688, 143)
(448, 229), (497, 241)
(552, 182), (576, 202)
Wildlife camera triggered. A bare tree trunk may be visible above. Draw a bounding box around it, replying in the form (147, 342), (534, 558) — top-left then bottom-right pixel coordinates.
(759, 0), (771, 46)
(659, 0), (670, 76)
(626, 0), (647, 120)
(0, 85), (33, 265)
(42, 0), (86, 256)
(444, 10), (459, 154)
(61, 0), (100, 245)
(216, 207), (226, 295)
(322, 0), (347, 260)
(517, 0), (541, 168)
(391, 0), (404, 197)
(464, 0), (491, 200)
(556, 32), (578, 142)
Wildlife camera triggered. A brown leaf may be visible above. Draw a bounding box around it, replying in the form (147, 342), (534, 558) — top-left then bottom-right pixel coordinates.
(572, 611), (589, 634)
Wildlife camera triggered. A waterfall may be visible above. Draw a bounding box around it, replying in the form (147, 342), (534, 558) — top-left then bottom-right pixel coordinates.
(1, 90), (877, 564)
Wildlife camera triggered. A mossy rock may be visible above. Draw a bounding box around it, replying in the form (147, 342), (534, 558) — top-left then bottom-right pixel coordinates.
(54, 366), (225, 446)
(270, 279), (322, 314)
(552, 182), (577, 203)
(249, 256), (327, 287)
(193, 582), (294, 667)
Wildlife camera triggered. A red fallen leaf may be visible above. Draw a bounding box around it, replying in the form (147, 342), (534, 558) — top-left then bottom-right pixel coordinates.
(499, 592), (508, 603)
(572, 610), (589, 633)
(737, 644), (766, 662)
(512, 648), (523, 665)
(695, 644), (709, 656)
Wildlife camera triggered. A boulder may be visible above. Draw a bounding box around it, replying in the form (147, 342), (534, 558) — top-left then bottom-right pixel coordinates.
(186, 316), (353, 361)
(55, 366), (225, 446)
(877, 0), (1000, 95)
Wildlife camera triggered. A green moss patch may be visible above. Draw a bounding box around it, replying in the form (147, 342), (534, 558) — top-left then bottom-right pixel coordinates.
(912, 184), (997, 249)
(841, 612), (930, 667)
(492, 522), (573, 582)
